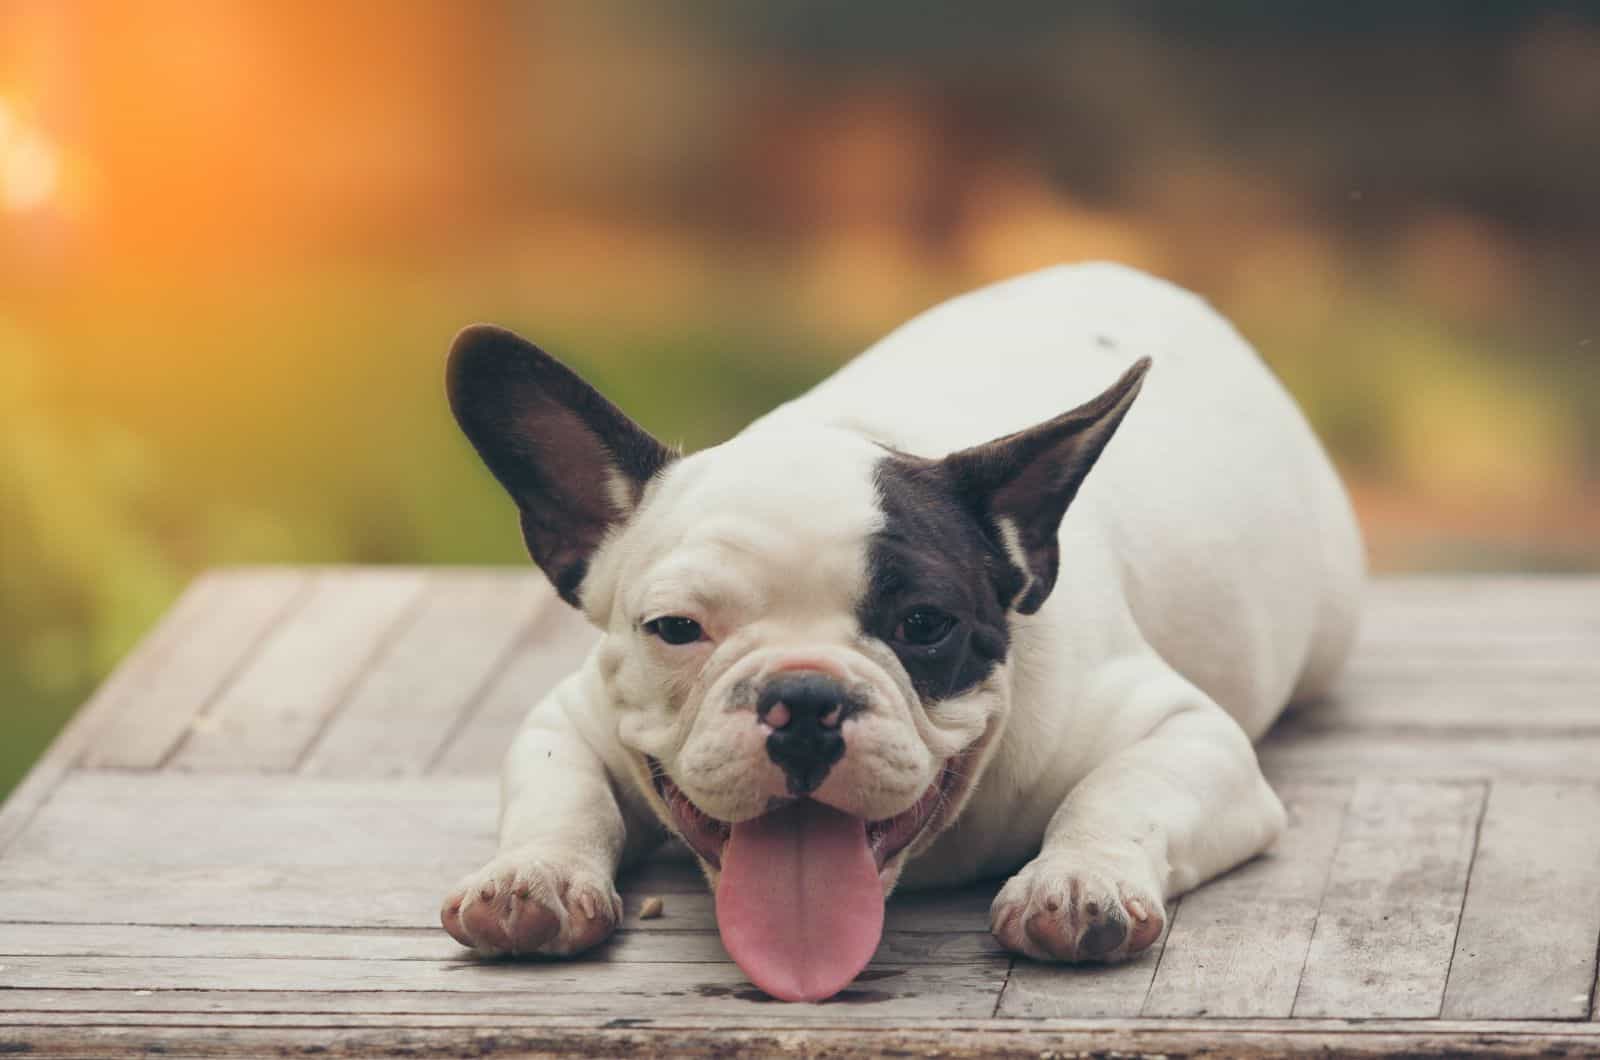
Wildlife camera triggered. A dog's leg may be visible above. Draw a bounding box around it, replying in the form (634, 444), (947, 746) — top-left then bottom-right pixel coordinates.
(441, 676), (652, 957)
(991, 660), (1287, 963)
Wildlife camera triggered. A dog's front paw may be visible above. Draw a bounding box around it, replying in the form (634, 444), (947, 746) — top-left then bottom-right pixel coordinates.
(440, 851), (621, 958)
(990, 846), (1165, 963)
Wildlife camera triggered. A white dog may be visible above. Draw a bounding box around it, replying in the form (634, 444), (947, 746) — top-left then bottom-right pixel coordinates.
(440, 263), (1364, 1002)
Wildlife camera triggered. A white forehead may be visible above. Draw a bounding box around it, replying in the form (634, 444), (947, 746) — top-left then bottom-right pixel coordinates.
(610, 424), (885, 620)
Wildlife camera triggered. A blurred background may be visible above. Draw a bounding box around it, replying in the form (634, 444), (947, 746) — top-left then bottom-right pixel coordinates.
(2, 1), (1598, 798)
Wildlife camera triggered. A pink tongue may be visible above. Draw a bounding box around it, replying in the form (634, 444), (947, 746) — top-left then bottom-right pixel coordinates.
(715, 799), (884, 1002)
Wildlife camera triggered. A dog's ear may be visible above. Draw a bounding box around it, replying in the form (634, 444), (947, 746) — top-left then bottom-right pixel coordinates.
(942, 357), (1150, 615)
(447, 325), (676, 608)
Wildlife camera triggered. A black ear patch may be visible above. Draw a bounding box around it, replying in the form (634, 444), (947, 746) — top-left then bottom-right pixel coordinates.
(941, 357), (1149, 614)
(858, 357), (1150, 706)
(859, 455), (1015, 705)
(447, 325), (675, 607)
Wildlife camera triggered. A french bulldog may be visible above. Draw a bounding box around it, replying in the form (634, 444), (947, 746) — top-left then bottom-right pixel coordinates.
(439, 262), (1364, 1002)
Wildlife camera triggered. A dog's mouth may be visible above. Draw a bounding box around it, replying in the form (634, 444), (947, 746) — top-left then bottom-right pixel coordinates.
(645, 752), (974, 1004)
(646, 756), (963, 880)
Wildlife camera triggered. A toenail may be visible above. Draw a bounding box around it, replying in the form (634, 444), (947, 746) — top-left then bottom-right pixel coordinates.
(1127, 898), (1148, 921)
(578, 893), (598, 920)
(1045, 897), (1061, 912)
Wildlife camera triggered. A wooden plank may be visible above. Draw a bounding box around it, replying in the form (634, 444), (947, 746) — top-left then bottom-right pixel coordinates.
(3, 1013), (1597, 1037)
(0, 923), (462, 961)
(1362, 577), (1600, 623)
(1309, 676), (1600, 732)
(429, 600), (599, 774)
(0, 922), (1003, 964)
(0, 773), (999, 932)
(170, 569), (428, 771)
(1442, 782), (1600, 1020)
(4, 1021), (1600, 1060)
(1260, 728), (1600, 781)
(82, 570), (312, 769)
(0, 571), (307, 853)
(1348, 637), (1600, 669)
(0, 959), (1009, 1022)
(0, 771), (497, 868)
(0, 952), (1003, 997)
(993, 902), (1174, 1018)
(1142, 781), (1351, 1017)
(301, 571), (551, 777)
(0, 864), (998, 935)
(0, 772), (494, 928)
(1292, 780), (1485, 1018)
(617, 842), (715, 894)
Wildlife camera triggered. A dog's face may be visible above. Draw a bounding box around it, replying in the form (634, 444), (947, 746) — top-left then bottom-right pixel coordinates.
(584, 426), (1009, 890)
(448, 326), (1146, 893)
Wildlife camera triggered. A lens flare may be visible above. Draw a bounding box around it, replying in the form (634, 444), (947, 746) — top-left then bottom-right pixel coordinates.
(0, 98), (61, 214)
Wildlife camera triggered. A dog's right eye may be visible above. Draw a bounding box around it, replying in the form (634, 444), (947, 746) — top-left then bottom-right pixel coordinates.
(643, 616), (705, 645)
(894, 607), (956, 647)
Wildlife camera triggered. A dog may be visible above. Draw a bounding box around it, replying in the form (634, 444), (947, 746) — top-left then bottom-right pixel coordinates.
(439, 262), (1364, 1002)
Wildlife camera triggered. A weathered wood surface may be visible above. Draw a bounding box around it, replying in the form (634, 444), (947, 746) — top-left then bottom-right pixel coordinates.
(2, 569), (1599, 1058)
(1141, 780), (1351, 1018)
(1291, 780), (1485, 1018)
(170, 568), (428, 771)
(1441, 782), (1600, 1020)
(301, 571), (549, 777)
(8, 1023), (1600, 1060)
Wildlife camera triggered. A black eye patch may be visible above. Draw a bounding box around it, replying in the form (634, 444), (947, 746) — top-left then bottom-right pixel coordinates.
(858, 453), (1013, 704)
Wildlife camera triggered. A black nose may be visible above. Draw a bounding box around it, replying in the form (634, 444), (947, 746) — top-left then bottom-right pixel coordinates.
(757, 672), (857, 795)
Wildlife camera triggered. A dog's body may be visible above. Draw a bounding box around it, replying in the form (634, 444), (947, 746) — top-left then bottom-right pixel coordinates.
(441, 263), (1364, 1002)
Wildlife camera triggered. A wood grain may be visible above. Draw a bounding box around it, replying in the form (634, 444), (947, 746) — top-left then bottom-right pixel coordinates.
(429, 599), (599, 774)
(0, 571), (306, 853)
(1142, 781), (1351, 1017)
(82, 569), (312, 770)
(1292, 780), (1485, 1018)
(5, 1020), (1600, 1059)
(1259, 727), (1600, 781)
(301, 570), (550, 777)
(0, 960), (1010, 1022)
(0, 921), (1004, 965)
(1315, 674), (1600, 731)
(1441, 782), (1600, 1019)
(171, 569), (428, 771)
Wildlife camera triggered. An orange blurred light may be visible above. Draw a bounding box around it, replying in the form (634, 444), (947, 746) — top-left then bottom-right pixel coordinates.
(0, 97), (61, 214)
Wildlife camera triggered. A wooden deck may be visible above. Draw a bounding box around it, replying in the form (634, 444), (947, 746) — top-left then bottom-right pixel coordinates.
(3, 569), (1599, 1057)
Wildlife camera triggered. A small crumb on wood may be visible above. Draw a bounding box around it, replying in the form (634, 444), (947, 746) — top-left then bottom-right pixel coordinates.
(638, 896), (665, 919)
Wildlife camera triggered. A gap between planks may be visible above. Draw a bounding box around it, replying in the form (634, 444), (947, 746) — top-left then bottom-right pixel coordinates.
(297, 571), (553, 777)
(168, 569), (432, 771)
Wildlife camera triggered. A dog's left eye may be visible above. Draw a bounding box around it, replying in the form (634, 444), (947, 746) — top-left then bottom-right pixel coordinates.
(894, 607), (956, 647)
(643, 616), (705, 645)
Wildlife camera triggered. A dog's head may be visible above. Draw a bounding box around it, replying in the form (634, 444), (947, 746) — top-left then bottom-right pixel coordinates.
(448, 325), (1145, 993)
